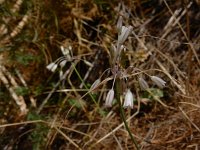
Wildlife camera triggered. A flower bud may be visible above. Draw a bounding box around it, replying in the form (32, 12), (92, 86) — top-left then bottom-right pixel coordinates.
(150, 76), (166, 89)
(105, 89), (114, 107)
(59, 70), (63, 79)
(111, 44), (117, 58)
(117, 16), (123, 32)
(118, 25), (133, 44)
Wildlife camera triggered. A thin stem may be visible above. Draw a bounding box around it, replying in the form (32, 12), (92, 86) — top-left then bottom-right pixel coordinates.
(115, 79), (139, 150)
(72, 63), (98, 106)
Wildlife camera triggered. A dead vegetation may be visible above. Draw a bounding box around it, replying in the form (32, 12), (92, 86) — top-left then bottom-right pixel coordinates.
(0, 0), (200, 149)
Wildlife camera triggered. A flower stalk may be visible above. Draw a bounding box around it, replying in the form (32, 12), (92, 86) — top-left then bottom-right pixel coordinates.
(115, 79), (139, 150)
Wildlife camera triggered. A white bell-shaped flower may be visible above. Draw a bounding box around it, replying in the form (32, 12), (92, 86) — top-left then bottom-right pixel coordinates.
(138, 77), (149, 91)
(105, 89), (114, 107)
(59, 60), (67, 68)
(90, 79), (101, 91)
(46, 62), (58, 72)
(150, 76), (166, 89)
(123, 89), (134, 109)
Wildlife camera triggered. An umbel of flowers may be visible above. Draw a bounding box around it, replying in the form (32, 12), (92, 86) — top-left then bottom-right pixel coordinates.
(91, 16), (166, 109)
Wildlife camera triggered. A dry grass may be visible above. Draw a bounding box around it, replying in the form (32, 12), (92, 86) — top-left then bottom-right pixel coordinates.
(0, 0), (200, 149)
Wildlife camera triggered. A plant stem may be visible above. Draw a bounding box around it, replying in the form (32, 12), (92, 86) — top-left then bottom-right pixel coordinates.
(72, 63), (98, 106)
(115, 79), (139, 150)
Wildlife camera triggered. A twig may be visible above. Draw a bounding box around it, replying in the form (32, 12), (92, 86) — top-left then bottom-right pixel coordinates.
(156, 59), (186, 95)
(15, 69), (36, 107)
(163, 0), (200, 67)
(54, 126), (82, 150)
(0, 66), (28, 115)
(115, 79), (139, 150)
(179, 106), (200, 133)
(0, 0), (24, 37)
(36, 65), (72, 114)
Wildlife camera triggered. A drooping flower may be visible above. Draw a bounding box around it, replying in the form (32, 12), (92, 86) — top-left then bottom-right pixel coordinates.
(90, 79), (101, 91)
(60, 45), (71, 56)
(60, 45), (72, 60)
(138, 77), (149, 91)
(150, 76), (166, 89)
(59, 60), (67, 68)
(105, 89), (114, 107)
(46, 62), (58, 72)
(123, 89), (134, 109)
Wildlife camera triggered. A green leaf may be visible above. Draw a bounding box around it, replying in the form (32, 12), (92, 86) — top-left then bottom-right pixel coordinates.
(14, 86), (30, 96)
(142, 88), (164, 100)
(68, 99), (85, 109)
